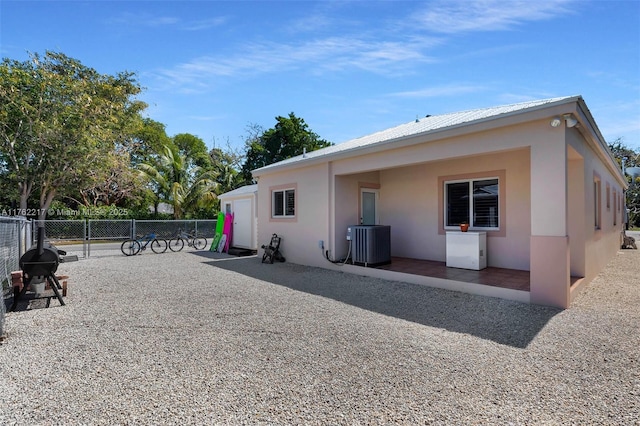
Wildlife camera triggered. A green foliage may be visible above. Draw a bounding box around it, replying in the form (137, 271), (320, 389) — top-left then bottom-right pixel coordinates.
(128, 118), (174, 167)
(209, 145), (244, 194)
(139, 143), (218, 219)
(0, 51), (146, 219)
(173, 133), (212, 169)
(240, 113), (332, 182)
(608, 139), (640, 228)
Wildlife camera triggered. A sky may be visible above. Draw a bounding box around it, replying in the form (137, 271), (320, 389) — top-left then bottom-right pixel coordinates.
(1, 0), (639, 152)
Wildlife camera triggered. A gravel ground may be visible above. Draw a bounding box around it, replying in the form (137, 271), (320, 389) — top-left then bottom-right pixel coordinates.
(0, 244), (638, 425)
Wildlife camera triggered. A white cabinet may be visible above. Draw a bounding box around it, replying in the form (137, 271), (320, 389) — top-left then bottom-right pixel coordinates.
(446, 232), (487, 270)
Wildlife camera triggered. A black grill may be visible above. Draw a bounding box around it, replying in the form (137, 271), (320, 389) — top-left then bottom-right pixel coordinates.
(11, 226), (67, 311)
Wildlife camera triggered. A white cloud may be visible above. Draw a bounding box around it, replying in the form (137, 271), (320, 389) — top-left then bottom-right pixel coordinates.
(109, 12), (226, 31)
(391, 84), (487, 98)
(109, 12), (180, 28)
(146, 0), (574, 95)
(414, 0), (575, 34)
(150, 34), (440, 92)
(184, 17), (229, 31)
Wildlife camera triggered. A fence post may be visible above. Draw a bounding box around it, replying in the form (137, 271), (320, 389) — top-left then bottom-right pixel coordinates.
(82, 219), (91, 259)
(18, 219), (24, 260)
(87, 220), (92, 258)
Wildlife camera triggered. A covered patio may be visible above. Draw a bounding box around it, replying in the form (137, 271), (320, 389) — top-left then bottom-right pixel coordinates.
(377, 256), (530, 291)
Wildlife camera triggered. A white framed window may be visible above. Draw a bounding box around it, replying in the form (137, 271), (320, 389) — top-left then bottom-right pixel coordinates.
(272, 188), (295, 218)
(444, 178), (499, 230)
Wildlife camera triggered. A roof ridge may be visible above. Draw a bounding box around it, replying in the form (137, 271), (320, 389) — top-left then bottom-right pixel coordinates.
(416, 94), (582, 123)
(253, 95), (584, 175)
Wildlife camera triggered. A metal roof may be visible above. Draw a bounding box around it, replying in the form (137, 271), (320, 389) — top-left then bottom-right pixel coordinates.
(253, 95), (582, 175)
(219, 184), (258, 198)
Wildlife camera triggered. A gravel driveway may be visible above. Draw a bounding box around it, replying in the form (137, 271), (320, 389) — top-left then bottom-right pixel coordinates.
(1, 245), (638, 425)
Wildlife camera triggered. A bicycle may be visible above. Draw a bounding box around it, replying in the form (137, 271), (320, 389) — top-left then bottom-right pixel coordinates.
(121, 232), (168, 256)
(168, 229), (208, 252)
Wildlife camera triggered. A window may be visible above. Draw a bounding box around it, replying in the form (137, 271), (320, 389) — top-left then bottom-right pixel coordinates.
(272, 188), (295, 218)
(613, 191), (617, 226)
(594, 178), (601, 230)
(445, 178), (499, 229)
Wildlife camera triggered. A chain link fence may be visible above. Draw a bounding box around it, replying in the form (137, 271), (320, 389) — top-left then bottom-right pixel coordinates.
(1, 216), (31, 340)
(40, 219), (88, 257)
(37, 219), (218, 257)
(133, 219), (217, 240)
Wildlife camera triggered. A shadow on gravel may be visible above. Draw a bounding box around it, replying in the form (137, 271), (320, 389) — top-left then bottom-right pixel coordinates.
(194, 252), (561, 348)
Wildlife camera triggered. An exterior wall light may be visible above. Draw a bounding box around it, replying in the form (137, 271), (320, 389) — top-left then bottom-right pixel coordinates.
(550, 117), (562, 127)
(563, 114), (578, 128)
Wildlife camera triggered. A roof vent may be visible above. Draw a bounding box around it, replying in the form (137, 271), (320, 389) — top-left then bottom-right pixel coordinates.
(302, 147), (307, 158)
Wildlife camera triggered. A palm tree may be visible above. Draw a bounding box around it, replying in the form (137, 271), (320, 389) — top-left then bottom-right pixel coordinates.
(139, 144), (217, 219)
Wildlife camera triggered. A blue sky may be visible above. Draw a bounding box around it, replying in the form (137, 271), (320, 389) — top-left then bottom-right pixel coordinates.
(1, 0), (639, 152)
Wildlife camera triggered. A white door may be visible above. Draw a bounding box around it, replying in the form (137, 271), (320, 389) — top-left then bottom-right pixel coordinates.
(360, 188), (379, 225)
(232, 198), (252, 248)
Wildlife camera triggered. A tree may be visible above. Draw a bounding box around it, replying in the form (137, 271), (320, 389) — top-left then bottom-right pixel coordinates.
(128, 118), (174, 167)
(209, 139), (245, 195)
(0, 51), (146, 219)
(240, 113), (332, 183)
(139, 143), (218, 219)
(608, 138), (640, 228)
(74, 148), (142, 207)
(173, 133), (211, 169)
(0, 53), (49, 212)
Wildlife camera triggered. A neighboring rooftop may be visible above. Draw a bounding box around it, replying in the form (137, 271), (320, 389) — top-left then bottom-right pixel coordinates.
(219, 184), (258, 197)
(253, 95), (582, 175)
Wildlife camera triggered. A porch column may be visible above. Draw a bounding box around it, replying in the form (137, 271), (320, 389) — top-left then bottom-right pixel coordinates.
(529, 131), (570, 308)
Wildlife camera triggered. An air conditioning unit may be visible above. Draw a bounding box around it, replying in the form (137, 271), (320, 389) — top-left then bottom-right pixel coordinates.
(347, 225), (391, 267)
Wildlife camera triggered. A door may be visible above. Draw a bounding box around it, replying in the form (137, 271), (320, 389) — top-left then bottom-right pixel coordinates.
(232, 198), (252, 248)
(360, 188), (379, 225)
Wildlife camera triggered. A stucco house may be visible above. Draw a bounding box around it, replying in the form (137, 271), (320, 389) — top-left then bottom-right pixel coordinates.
(251, 96), (627, 308)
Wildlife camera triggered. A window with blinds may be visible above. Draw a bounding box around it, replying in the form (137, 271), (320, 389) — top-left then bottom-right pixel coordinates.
(445, 178), (499, 229)
(272, 188), (295, 218)
(285, 190), (295, 216)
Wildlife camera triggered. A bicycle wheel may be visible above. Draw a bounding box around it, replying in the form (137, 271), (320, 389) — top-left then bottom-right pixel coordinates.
(168, 237), (185, 252)
(151, 238), (168, 254)
(121, 239), (141, 256)
(192, 237), (207, 250)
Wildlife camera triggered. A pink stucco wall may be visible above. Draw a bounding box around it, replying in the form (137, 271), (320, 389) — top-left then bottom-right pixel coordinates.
(257, 163), (332, 267)
(566, 128), (625, 293)
(382, 149), (532, 269)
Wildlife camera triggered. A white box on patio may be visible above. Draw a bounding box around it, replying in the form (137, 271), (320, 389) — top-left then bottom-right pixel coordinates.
(446, 231), (487, 270)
